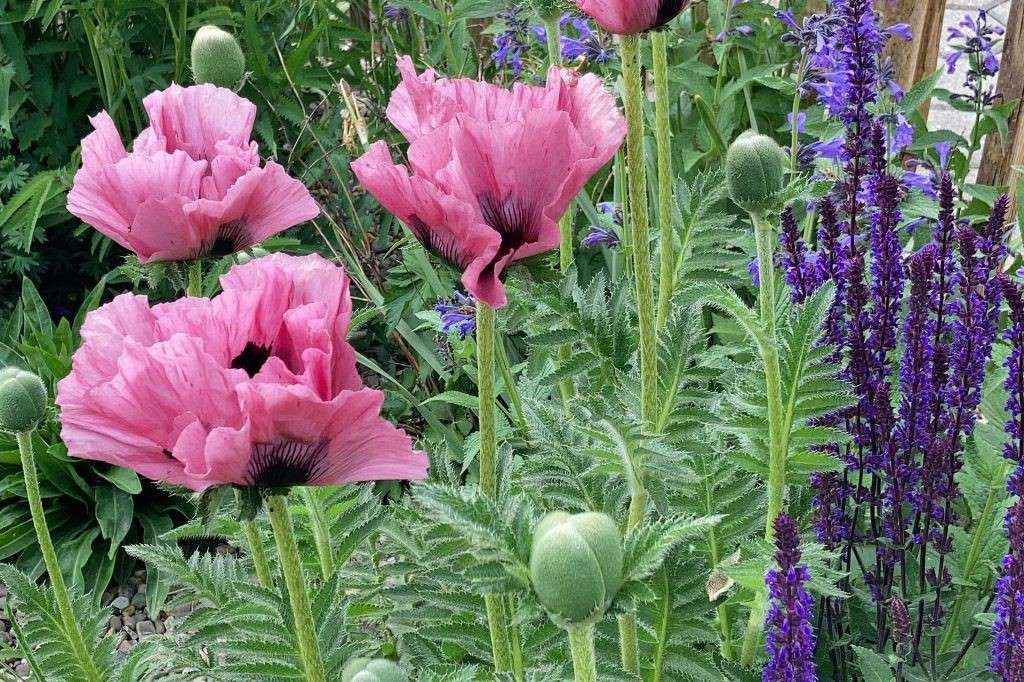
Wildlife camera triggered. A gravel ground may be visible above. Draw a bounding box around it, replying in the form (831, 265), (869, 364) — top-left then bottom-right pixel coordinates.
(0, 567), (202, 679)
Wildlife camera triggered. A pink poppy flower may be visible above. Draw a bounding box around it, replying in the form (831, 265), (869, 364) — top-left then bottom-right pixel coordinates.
(576, 0), (690, 35)
(67, 84), (319, 263)
(351, 58), (625, 308)
(56, 253), (427, 491)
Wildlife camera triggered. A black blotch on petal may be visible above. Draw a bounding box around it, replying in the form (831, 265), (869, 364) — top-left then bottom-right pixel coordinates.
(231, 342), (273, 378)
(245, 439), (330, 489)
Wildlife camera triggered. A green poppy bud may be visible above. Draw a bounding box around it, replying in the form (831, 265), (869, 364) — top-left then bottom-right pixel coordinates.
(190, 25), (246, 89)
(725, 131), (787, 214)
(0, 368), (48, 433)
(529, 511), (623, 624)
(341, 658), (407, 682)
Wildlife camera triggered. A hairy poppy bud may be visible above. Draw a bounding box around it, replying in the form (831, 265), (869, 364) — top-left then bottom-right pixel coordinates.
(530, 511), (623, 624)
(341, 658), (407, 682)
(191, 25), (246, 89)
(726, 131), (787, 214)
(0, 368), (47, 433)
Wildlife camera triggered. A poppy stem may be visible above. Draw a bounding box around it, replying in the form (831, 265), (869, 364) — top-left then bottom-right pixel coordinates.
(15, 430), (103, 682)
(300, 486), (335, 580)
(476, 303), (521, 679)
(620, 33), (658, 429)
(477, 303), (498, 498)
(241, 517), (274, 589)
(266, 493), (327, 682)
(651, 29), (675, 331)
(544, 14), (561, 69)
(618, 32), (655, 676)
(567, 623), (598, 682)
(235, 489), (274, 589)
(739, 209), (787, 666)
(186, 260), (203, 297)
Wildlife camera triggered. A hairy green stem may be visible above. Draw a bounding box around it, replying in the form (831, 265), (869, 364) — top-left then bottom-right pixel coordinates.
(652, 30), (675, 330)
(266, 494), (327, 682)
(241, 518), (274, 589)
(568, 624), (598, 682)
(477, 304), (521, 678)
(477, 303), (498, 497)
(484, 594), (516, 674)
(544, 14), (561, 68)
(618, 32), (656, 675)
(16, 431), (103, 682)
(739, 211), (787, 666)
(620, 33), (657, 427)
(186, 260), (203, 297)
(234, 489), (274, 589)
(546, 16), (576, 284)
(300, 487), (334, 580)
(617, 612), (641, 675)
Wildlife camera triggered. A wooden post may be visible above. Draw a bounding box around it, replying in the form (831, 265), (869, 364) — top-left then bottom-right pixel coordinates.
(979, 0), (1024, 190)
(882, 0), (949, 117)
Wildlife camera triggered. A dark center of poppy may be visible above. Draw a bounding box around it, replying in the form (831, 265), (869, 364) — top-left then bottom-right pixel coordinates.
(408, 215), (474, 269)
(245, 439), (330, 488)
(478, 194), (541, 258)
(231, 342), (273, 377)
(654, 0), (686, 29)
(198, 220), (251, 259)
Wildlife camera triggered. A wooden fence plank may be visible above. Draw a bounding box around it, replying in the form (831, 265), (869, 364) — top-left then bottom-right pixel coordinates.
(979, 0), (1024, 190)
(883, 0), (949, 117)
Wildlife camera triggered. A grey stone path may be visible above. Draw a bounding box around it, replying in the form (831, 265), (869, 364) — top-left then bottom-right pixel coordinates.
(930, 0), (1013, 173)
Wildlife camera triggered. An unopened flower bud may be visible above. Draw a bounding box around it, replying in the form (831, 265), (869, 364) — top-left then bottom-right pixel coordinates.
(191, 25), (246, 89)
(529, 511), (623, 624)
(0, 368), (48, 433)
(726, 131), (787, 214)
(341, 658), (407, 682)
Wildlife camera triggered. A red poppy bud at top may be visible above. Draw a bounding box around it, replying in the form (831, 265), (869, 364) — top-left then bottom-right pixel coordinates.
(0, 367), (48, 433)
(576, 0), (691, 35)
(530, 511), (623, 624)
(191, 25), (246, 89)
(341, 658), (407, 682)
(726, 131), (787, 215)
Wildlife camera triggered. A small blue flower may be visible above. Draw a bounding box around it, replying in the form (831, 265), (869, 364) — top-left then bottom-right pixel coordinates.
(582, 226), (620, 248)
(893, 114), (914, 152)
(885, 23), (913, 41)
(383, 3), (409, 20)
(808, 135), (845, 162)
(436, 291), (477, 338)
(935, 141), (954, 169)
(786, 111), (807, 133)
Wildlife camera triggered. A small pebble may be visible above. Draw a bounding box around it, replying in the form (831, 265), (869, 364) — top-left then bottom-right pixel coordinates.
(109, 596), (130, 610)
(136, 620), (156, 637)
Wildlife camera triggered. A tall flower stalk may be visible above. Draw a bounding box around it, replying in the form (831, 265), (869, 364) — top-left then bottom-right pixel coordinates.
(477, 303), (521, 678)
(617, 31), (655, 675)
(724, 130), (789, 665)
(651, 28), (675, 330)
(14, 428), (103, 682)
(266, 493), (327, 682)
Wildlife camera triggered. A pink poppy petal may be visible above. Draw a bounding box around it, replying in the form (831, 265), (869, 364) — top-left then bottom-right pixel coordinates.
(138, 83), (257, 162)
(185, 161), (320, 254)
